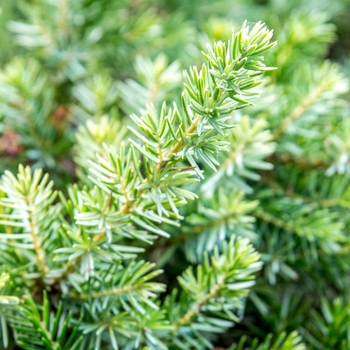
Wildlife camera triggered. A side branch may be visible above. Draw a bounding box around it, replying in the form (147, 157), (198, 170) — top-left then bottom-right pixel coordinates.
(28, 207), (49, 276)
(273, 84), (326, 139)
(174, 277), (224, 329)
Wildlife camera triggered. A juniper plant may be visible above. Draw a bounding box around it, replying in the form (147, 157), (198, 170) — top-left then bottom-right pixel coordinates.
(0, 21), (279, 350)
(1, 0), (350, 349)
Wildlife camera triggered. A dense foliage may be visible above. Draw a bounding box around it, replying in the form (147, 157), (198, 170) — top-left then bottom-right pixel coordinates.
(0, 0), (350, 349)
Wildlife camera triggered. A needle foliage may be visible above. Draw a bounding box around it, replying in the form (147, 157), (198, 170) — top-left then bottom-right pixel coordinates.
(0, 0), (350, 349)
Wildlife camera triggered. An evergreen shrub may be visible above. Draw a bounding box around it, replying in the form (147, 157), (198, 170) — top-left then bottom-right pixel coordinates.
(0, 1), (350, 349)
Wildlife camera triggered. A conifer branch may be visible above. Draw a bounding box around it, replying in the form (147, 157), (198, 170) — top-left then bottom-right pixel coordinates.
(253, 206), (344, 247)
(272, 61), (348, 139)
(164, 114), (202, 161)
(0, 273), (19, 306)
(164, 238), (262, 348)
(27, 197), (49, 276)
(84, 21), (276, 246)
(1, 2), (349, 348)
(174, 276), (225, 329)
(0, 166), (59, 279)
(273, 84), (325, 139)
(67, 260), (165, 302)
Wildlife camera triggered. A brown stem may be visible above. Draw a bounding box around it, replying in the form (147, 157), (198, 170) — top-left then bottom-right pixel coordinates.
(69, 283), (140, 300)
(93, 114), (203, 245)
(174, 277), (224, 329)
(273, 84), (326, 139)
(149, 83), (159, 105)
(164, 114), (201, 161)
(272, 153), (329, 169)
(27, 199), (49, 276)
(253, 208), (322, 238)
(119, 115), (201, 216)
(261, 177), (350, 209)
